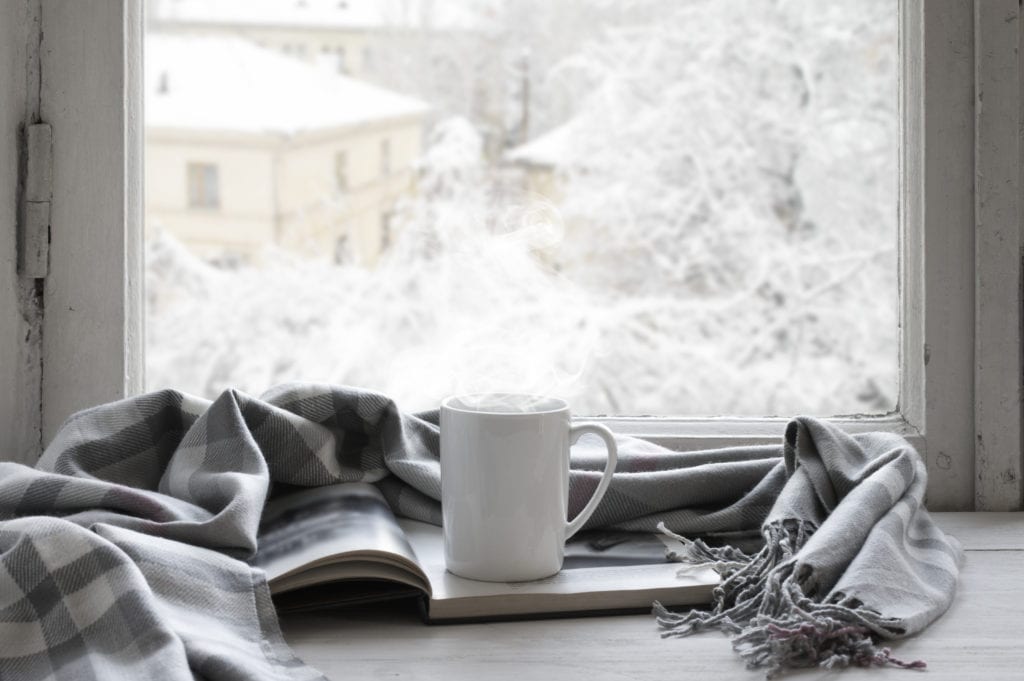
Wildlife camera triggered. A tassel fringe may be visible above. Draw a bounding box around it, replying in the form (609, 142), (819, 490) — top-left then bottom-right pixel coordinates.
(654, 521), (926, 678)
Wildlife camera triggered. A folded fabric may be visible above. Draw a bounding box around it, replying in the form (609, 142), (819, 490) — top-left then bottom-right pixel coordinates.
(654, 419), (963, 676)
(0, 384), (962, 679)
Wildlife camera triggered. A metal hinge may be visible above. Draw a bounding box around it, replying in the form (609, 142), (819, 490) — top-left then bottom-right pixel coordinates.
(18, 123), (52, 279)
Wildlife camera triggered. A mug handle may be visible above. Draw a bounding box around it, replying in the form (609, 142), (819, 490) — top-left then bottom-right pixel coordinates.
(565, 422), (619, 540)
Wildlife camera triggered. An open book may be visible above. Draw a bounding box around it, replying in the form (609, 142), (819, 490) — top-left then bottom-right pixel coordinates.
(253, 482), (718, 622)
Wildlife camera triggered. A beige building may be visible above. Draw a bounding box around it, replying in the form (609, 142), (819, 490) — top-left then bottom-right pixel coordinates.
(505, 121), (576, 201)
(146, 34), (428, 265)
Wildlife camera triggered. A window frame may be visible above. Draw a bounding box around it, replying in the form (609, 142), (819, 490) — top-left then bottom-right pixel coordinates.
(22, 0), (1024, 511)
(586, 0), (1022, 513)
(26, 0), (145, 454)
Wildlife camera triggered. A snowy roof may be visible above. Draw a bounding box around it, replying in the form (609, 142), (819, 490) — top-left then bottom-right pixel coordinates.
(505, 122), (576, 168)
(150, 0), (498, 32)
(146, 35), (429, 136)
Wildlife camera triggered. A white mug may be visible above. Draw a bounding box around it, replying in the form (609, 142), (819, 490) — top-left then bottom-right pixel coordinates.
(440, 393), (618, 582)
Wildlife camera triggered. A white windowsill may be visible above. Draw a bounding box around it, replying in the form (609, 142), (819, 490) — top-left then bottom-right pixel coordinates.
(281, 512), (1023, 681)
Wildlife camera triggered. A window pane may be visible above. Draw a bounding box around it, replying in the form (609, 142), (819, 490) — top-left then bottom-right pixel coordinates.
(144, 0), (898, 417)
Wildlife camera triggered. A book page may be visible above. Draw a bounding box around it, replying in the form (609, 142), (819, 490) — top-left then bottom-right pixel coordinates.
(398, 519), (719, 621)
(254, 483), (428, 594)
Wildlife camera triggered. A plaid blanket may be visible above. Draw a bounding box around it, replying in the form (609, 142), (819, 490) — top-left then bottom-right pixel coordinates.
(0, 384), (962, 679)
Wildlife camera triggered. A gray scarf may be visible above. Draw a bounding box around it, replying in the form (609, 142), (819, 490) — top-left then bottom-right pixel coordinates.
(0, 384), (961, 679)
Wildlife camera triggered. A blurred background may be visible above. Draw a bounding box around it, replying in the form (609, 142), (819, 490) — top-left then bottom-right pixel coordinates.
(143, 0), (898, 416)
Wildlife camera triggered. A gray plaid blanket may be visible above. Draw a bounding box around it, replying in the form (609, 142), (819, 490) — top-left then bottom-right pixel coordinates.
(0, 384), (962, 679)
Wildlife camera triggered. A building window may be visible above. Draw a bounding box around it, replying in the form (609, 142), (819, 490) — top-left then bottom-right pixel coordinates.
(187, 162), (220, 209)
(319, 46), (347, 73)
(334, 151), (348, 191)
(334, 234), (350, 265)
(379, 139), (391, 176)
(380, 209), (394, 252)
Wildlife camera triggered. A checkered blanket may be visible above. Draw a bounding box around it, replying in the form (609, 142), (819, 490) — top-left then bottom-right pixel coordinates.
(0, 384), (962, 679)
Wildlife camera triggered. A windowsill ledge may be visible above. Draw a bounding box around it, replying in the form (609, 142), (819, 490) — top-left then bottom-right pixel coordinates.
(280, 512), (1024, 681)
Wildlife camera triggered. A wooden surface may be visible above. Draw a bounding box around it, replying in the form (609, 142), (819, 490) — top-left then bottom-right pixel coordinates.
(282, 512), (1024, 680)
(972, 0), (1023, 511)
(913, 0), (980, 511)
(0, 0), (43, 466)
(38, 0), (144, 444)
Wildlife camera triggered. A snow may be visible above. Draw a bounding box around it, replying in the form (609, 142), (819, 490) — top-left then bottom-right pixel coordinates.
(146, 0), (900, 417)
(146, 120), (599, 411)
(150, 0), (499, 32)
(505, 122), (576, 168)
(145, 34), (429, 135)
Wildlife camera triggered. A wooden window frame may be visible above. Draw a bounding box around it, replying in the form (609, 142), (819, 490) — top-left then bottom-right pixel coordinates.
(24, 0), (145, 456)
(9, 0), (1021, 511)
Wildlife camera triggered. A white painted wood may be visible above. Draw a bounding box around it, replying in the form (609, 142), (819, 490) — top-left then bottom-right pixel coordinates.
(912, 0), (978, 510)
(125, 0), (145, 402)
(281, 512), (1024, 681)
(0, 0), (44, 465)
(936, 511), (1024, 550)
(38, 0), (144, 444)
(607, 414), (923, 454)
(19, 123), (51, 278)
(973, 1), (1024, 511)
(7, 0), (1003, 512)
(20, 202), (48, 278)
(0, 2), (26, 447)
(899, 0), (926, 439)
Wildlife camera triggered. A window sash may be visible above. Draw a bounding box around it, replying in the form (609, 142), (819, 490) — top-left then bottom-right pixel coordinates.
(24, 0), (1023, 511)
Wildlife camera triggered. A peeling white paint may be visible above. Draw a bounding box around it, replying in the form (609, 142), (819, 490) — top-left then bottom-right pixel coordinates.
(973, 0), (1023, 511)
(0, 0), (44, 465)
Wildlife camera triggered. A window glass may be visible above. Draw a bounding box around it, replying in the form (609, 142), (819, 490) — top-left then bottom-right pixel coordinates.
(145, 0), (898, 417)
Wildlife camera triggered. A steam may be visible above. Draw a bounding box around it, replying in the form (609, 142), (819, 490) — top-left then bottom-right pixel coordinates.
(445, 393), (567, 415)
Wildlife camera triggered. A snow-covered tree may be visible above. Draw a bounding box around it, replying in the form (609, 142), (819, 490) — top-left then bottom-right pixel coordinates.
(146, 0), (898, 417)
(147, 119), (600, 410)
(540, 0), (899, 414)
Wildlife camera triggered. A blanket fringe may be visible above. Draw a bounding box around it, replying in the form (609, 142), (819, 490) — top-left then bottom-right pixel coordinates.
(654, 521), (926, 678)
